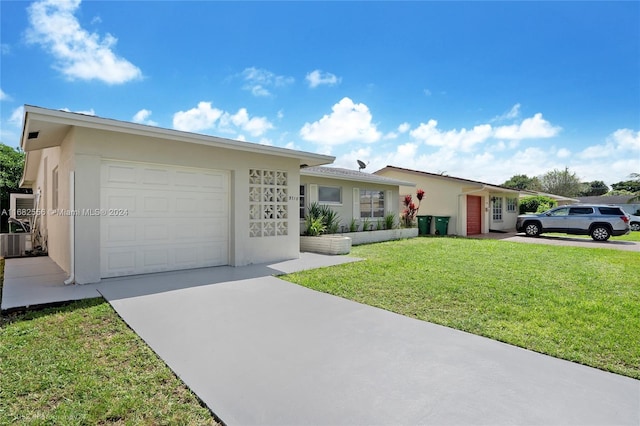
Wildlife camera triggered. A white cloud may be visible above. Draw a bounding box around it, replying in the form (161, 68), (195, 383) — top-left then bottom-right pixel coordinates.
(578, 128), (640, 160)
(423, 89), (432, 96)
(132, 109), (157, 126)
(305, 70), (341, 88)
(397, 122), (411, 133)
(172, 102), (273, 138)
(9, 106), (24, 126)
(492, 103), (521, 122)
(241, 67), (293, 97)
(173, 102), (223, 132)
(219, 108), (273, 137)
(556, 148), (571, 158)
(0, 88), (10, 101)
(410, 119), (493, 152)
(25, 0), (141, 84)
(493, 113), (561, 140)
(300, 97), (382, 145)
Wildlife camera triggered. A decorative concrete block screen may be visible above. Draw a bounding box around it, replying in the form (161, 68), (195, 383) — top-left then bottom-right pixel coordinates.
(249, 169), (288, 237)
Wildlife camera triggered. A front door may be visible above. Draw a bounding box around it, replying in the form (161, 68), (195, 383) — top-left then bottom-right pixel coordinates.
(467, 195), (482, 235)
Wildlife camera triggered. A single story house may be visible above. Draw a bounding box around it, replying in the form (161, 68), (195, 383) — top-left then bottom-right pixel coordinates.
(576, 195), (640, 216)
(19, 105), (334, 284)
(299, 166), (415, 232)
(374, 166), (521, 236)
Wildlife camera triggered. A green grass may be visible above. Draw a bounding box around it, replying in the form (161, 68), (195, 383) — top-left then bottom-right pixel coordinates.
(283, 238), (640, 379)
(545, 231), (640, 242)
(0, 299), (219, 425)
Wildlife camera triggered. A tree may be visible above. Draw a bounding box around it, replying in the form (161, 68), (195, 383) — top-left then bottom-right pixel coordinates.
(539, 167), (583, 197)
(610, 175), (640, 194)
(502, 174), (542, 191)
(580, 180), (609, 197)
(0, 143), (29, 232)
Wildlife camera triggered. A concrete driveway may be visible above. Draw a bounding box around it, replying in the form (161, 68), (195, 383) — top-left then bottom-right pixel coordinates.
(99, 260), (640, 425)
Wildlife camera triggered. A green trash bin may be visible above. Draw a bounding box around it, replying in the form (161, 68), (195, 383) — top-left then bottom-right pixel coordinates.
(417, 215), (432, 235)
(434, 216), (450, 235)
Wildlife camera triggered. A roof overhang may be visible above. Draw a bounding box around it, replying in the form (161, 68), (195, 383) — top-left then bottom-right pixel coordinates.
(301, 166), (416, 187)
(375, 166), (520, 194)
(19, 105), (335, 187)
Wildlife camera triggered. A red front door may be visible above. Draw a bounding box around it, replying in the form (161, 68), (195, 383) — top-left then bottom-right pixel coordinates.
(467, 195), (482, 235)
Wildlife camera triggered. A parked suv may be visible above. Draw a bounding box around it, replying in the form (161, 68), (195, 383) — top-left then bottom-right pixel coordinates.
(516, 205), (630, 241)
(628, 213), (640, 231)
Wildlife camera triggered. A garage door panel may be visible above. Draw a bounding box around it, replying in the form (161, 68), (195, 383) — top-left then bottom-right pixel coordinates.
(101, 161), (229, 278)
(142, 168), (170, 186)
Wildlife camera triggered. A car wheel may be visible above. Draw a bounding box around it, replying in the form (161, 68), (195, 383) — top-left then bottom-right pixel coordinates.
(524, 222), (541, 237)
(631, 222), (640, 232)
(590, 226), (610, 241)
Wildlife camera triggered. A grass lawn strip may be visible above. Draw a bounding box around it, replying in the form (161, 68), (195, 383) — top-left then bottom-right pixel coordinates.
(0, 298), (219, 425)
(283, 238), (640, 379)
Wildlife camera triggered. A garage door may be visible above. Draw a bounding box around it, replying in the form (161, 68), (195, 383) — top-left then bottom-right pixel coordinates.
(100, 161), (229, 278)
(467, 195), (482, 235)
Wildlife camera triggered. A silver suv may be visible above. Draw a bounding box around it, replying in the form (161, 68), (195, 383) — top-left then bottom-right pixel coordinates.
(516, 205), (630, 241)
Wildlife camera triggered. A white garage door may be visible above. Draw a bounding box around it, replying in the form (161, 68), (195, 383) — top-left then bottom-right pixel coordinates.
(100, 160), (229, 278)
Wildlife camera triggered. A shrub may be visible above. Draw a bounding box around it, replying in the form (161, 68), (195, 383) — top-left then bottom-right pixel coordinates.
(384, 213), (396, 230)
(349, 218), (359, 232)
(519, 195), (557, 214)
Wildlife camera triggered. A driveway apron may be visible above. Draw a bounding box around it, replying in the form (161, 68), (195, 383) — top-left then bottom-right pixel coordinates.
(100, 271), (640, 425)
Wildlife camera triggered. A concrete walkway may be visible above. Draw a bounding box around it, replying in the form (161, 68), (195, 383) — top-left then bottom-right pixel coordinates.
(99, 270), (640, 425)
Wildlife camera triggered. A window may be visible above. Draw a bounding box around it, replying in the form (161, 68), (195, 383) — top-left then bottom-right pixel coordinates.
(549, 207), (569, 216)
(318, 186), (342, 204)
(598, 207), (624, 215)
(492, 197), (503, 221)
(52, 166), (59, 210)
(299, 185), (305, 219)
(360, 190), (385, 218)
(569, 207), (594, 215)
(507, 197), (518, 213)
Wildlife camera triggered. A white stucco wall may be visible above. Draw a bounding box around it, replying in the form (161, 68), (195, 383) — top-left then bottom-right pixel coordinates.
(378, 169), (521, 236)
(299, 175), (401, 233)
(51, 126), (304, 283)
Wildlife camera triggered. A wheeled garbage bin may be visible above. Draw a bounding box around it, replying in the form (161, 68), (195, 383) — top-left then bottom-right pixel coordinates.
(417, 215), (433, 235)
(434, 216), (450, 235)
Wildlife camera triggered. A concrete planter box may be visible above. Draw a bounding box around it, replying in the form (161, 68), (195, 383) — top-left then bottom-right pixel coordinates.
(300, 235), (352, 255)
(342, 227), (418, 246)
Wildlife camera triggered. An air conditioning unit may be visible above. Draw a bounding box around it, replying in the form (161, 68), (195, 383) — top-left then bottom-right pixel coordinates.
(0, 233), (31, 258)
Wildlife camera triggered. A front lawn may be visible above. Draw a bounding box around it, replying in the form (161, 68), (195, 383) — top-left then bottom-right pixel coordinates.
(283, 238), (640, 379)
(0, 299), (219, 425)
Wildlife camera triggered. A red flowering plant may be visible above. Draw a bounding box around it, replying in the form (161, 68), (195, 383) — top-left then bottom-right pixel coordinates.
(401, 189), (425, 227)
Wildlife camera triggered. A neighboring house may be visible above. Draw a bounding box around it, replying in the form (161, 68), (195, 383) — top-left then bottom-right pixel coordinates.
(576, 195), (640, 216)
(299, 166), (415, 232)
(19, 105), (333, 284)
(374, 166), (521, 236)
(520, 190), (579, 206)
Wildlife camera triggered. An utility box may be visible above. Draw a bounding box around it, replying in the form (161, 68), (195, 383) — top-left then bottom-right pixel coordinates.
(0, 233), (31, 258)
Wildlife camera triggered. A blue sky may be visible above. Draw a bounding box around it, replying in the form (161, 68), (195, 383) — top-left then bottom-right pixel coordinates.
(1, 0), (638, 185)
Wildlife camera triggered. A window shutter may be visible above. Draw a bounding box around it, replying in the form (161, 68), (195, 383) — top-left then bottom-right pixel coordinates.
(353, 188), (360, 218)
(309, 184), (318, 204)
(385, 190), (392, 214)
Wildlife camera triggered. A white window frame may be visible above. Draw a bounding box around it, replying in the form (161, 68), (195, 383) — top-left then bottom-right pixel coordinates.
(299, 185), (306, 219)
(318, 185), (342, 205)
(507, 197), (518, 213)
(359, 189), (385, 218)
(492, 197), (503, 221)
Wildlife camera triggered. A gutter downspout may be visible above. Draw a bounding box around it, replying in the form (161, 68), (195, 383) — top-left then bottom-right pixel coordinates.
(64, 171), (75, 285)
(457, 185), (487, 236)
